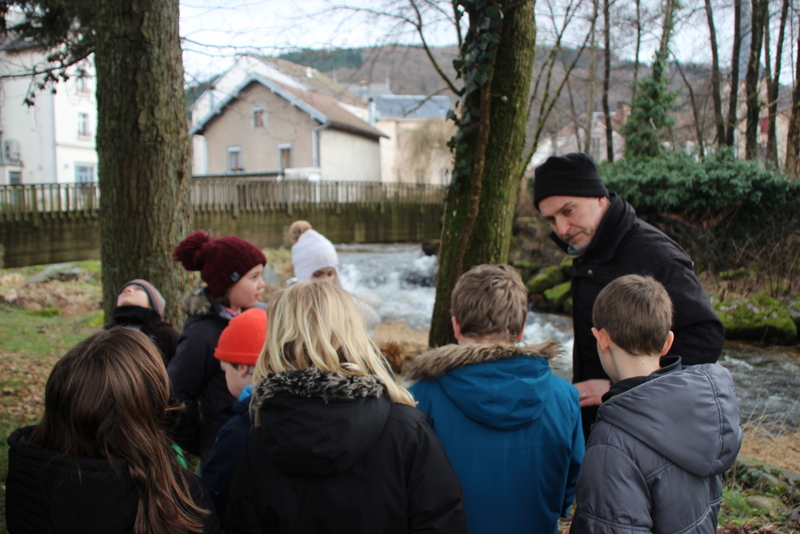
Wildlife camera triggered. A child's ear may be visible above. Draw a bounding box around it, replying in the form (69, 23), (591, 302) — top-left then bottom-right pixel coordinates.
(452, 317), (465, 342)
(592, 327), (611, 353)
(660, 331), (675, 356)
(515, 329), (524, 343)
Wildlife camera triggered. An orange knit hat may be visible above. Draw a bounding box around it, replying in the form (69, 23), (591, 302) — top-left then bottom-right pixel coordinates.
(214, 308), (268, 366)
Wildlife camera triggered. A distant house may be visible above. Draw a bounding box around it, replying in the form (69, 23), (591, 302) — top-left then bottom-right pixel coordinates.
(528, 106), (626, 171)
(0, 34), (98, 185)
(190, 56), (385, 182)
(369, 94), (455, 185)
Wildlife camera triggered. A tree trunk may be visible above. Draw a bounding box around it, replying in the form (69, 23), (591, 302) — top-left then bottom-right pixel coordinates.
(95, 0), (193, 324)
(583, 0), (599, 154)
(703, 0), (725, 148)
(766, 0), (789, 166)
(429, 0), (536, 347)
(602, 0), (614, 162)
(744, 0), (768, 160)
(632, 0), (641, 98)
(725, 0), (743, 147)
(785, 14), (800, 177)
(676, 61), (705, 159)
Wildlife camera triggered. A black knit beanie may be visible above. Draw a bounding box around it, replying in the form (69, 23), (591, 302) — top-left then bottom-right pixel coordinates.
(533, 153), (608, 209)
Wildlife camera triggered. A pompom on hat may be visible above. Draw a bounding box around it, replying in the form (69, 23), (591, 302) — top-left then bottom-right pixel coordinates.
(214, 309), (267, 366)
(173, 231), (267, 297)
(291, 229), (338, 282)
(117, 279), (166, 316)
(533, 153), (609, 209)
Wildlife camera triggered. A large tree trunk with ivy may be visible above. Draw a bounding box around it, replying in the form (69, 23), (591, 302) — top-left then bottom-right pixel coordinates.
(429, 0), (536, 347)
(95, 0), (193, 323)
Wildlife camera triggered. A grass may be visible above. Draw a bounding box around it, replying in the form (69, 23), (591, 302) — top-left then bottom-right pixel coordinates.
(0, 307), (99, 533)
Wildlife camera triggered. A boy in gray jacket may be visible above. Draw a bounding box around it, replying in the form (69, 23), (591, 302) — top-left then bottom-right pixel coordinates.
(570, 275), (742, 534)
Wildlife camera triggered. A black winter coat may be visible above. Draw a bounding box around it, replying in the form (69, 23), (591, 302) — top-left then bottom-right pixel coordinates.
(167, 289), (236, 464)
(5, 426), (220, 534)
(108, 305), (179, 364)
(552, 194), (725, 432)
(225, 368), (468, 534)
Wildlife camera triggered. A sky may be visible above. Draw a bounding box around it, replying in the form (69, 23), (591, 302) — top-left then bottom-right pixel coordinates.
(179, 0), (459, 82)
(179, 0), (797, 85)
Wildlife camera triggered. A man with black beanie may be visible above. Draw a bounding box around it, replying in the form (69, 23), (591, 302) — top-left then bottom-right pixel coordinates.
(534, 153), (724, 439)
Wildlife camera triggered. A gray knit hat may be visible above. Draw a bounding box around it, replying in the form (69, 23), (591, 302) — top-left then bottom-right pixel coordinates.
(533, 153), (608, 209)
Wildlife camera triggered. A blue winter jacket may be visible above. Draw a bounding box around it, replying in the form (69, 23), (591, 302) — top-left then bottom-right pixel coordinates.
(408, 341), (584, 534)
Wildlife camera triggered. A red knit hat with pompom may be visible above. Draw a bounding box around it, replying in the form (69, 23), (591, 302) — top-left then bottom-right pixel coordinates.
(173, 231), (267, 297)
(214, 308), (267, 366)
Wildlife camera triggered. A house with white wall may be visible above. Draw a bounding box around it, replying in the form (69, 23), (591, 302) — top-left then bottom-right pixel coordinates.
(190, 56), (385, 181)
(0, 35), (98, 185)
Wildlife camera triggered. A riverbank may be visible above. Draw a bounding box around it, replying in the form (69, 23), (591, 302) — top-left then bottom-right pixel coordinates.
(1, 258), (800, 531)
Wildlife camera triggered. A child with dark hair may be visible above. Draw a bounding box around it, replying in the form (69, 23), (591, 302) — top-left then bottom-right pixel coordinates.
(570, 275), (742, 534)
(107, 279), (179, 364)
(169, 231), (267, 466)
(408, 264), (584, 534)
(5, 328), (219, 534)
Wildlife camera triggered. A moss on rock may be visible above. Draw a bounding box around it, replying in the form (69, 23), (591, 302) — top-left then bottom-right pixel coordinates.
(526, 265), (565, 295)
(544, 281), (572, 313)
(714, 291), (797, 345)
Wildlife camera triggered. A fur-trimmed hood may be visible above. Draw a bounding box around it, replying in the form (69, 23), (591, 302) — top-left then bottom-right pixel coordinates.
(252, 368), (384, 409)
(408, 340), (561, 381)
(408, 340), (564, 430)
(179, 288), (233, 319)
(251, 368), (391, 476)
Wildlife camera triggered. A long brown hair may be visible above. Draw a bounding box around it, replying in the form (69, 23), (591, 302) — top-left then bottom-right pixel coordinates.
(31, 328), (208, 534)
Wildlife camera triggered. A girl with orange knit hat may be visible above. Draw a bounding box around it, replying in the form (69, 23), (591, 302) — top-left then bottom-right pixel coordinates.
(169, 231), (267, 467)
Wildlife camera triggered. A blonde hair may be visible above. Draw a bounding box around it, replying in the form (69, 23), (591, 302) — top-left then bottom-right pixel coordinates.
(288, 220), (313, 244)
(451, 264), (528, 342)
(253, 281), (415, 406)
(593, 274), (673, 355)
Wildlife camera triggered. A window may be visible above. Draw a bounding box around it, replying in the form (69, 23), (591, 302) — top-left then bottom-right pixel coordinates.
(228, 147), (243, 172)
(253, 107), (265, 128)
(278, 145), (291, 170)
(75, 164), (95, 183)
(591, 136), (601, 155)
(78, 112), (91, 137)
(8, 170), (21, 185)
(76, 76), (90, 94)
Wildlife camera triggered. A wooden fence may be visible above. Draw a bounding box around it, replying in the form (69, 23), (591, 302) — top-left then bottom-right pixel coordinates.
(0, 180), (445, 220)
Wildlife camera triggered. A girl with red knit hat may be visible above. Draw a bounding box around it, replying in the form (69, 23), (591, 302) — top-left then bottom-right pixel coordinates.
(169, 231), (267, 467)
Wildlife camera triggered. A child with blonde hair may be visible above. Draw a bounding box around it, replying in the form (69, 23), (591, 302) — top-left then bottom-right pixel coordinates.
(225, 281), (467, 533)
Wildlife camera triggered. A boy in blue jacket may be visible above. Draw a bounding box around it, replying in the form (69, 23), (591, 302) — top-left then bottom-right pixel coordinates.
(409, 264), (584, 534)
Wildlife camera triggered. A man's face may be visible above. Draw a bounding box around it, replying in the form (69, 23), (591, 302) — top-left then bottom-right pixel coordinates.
(538, 195), (609, 251)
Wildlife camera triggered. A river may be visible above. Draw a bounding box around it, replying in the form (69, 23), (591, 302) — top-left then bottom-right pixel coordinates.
(332, 243), (800, 431)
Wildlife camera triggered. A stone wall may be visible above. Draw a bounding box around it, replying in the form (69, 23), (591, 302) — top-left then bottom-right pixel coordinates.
(0, 204), (442, 268)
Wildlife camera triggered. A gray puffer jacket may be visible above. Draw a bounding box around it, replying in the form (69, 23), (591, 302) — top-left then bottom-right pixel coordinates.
(570, 363), (742, 534)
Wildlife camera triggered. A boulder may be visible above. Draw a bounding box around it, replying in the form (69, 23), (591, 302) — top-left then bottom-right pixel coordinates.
(512, 260), (540, 283)
(544, 282), (572, 313)
(526, 265), (565, 295)
(421, 240), (440, 256)
(713, 290), (797, 345)
(559, 256), (573, 278)
(744, 495), (790, 516)
(788, 296), (800, 340)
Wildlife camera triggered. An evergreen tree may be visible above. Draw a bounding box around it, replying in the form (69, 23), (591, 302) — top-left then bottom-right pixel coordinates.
(619, 52), (678, 159)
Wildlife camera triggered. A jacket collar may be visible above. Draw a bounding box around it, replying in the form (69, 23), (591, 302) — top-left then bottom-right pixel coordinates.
(179, 288), (234, 320)
(253, 368), (385, 410)
(408, 340), (561, 382)
(549, 193), (637, 263)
